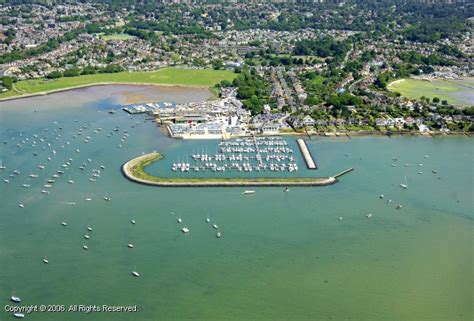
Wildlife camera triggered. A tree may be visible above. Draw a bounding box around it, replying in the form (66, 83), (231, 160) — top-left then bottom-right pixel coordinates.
(1, 76), (14, 90)
(212, 59), (223, 70)
(432, 97), (440, 104)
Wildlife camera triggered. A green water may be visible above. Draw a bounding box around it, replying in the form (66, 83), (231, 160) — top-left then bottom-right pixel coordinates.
(1, 86), (473, 321)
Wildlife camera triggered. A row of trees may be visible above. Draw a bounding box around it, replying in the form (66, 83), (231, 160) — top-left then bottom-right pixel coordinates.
(46, 64), (124, 79)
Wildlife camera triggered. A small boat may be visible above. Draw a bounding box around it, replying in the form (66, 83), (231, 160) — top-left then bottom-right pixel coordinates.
(132, 271), (140, 277)
(4, 179), (9, 183)
(84, 235), (90, 239)
(83, 245), (89, 250)
(14, 313), (25, 318)
(47, 179), (55, 183)
(21, 184), (31, 188)
(432, 170), (438, 174)
(205, 217), (210, 223)
(43, 257), (49, 264)
(103, 196), (110, 201)
(418, 171), (423, 174)
(61, 222), (67, 226)
(379, 194), (384, 199)
(284, 187), (289, 192)
(216, 230), (221, 238)
(44, 184), (52, 188)
(29, 174), (38, 178)
(177, 218), (182, 223)
(85, 198), (92, 201)
(243, 190), (255, 195)
(181, 227), (190, 233)
(128, 243), (134, 248)
(396, 204), (402, 209)
(212, 224), (219, 229)
(366, 213), (372, 218)
(391, 164), (397, 167)
(11, 296), (21, 303)
(131, 219), (136, 224)
(338, 217), (343, 221)
(68, 180), (75, 184)
(400, 176), (408, 189)
(424, 155), (430, 158)
(89, 178), (96, 182)
(19, 204), (24, 208)
(87, 227), (92, 231)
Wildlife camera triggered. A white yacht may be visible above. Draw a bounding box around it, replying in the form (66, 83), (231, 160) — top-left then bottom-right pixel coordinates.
(177, 218), (182, 223)
(128, 243), (134, 248)
(131, 219), (136, 224)
(83, 245), (89, 250)
(11, 296), (21, 303)
(84, 235), (90, 239)
(43, 257), (49, 264)
(14, 313), (25, 318)
(243, 190), (255, 195)
(181, 227), (189, 233)
(132, 271), (140, 277)
(366, 213), (373, 218)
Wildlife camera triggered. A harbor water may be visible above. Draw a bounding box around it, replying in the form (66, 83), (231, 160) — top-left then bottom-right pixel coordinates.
(0, 85), (473, 321)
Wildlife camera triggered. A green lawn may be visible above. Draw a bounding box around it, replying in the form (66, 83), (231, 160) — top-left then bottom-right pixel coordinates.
(2, 68), (236, 100)
(387, 78), (474, 106)
(100, 33), (135, 41)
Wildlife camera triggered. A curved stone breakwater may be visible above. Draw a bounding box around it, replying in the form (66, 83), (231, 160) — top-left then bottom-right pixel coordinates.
(121, 152), (351, 187)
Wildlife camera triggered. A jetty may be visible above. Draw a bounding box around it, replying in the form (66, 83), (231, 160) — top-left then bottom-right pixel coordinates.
(296, 138), (317, 169)
(121, 152), (353, 187)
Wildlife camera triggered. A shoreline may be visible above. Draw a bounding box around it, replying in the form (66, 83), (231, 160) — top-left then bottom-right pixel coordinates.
(121, 152), (342, 187)
(0, 81), (213, 102)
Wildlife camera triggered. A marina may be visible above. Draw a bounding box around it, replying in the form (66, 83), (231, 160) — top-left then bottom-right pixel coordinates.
(171, 136), (299, 173)
(0, 85), (472, 321)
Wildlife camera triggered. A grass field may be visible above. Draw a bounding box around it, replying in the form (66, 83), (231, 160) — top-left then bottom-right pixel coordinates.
(387, 78), (474, 106)
(100, 33), (135, 41)
(1, 68), (236, 100)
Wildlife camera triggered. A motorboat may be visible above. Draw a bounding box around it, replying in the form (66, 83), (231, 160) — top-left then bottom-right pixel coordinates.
(43, 257), (49, 264)
(177, 218), (182, 223)
(132, 271), (140, 277)
(11, 296), (21, 303)
(14, 313), (25, 318)
(61, 222), (67, 226)
(128, 243), (134, 248)
(243, 190), (255, 195)
(181, 227), (189, 233)
(83, 245), (89, 250)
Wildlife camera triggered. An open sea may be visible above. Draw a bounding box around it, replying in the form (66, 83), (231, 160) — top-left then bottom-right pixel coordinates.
(0, 85), (473, 321)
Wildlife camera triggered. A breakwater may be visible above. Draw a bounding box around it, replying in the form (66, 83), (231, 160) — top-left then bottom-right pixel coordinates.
(121, 152), (350, 187)
(296, 139), (317, 169)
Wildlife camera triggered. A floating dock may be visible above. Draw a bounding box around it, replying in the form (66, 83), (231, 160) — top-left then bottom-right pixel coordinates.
(296, 139), (317, 169)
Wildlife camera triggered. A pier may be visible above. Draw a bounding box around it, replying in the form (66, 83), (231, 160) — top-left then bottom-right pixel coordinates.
(296, 139), (317, 170)
(121, 152), (353, 187)
(334, 168), (354, 178)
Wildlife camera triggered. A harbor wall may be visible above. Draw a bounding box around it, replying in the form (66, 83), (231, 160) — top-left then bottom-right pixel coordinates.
(121, 153), (338, 187)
